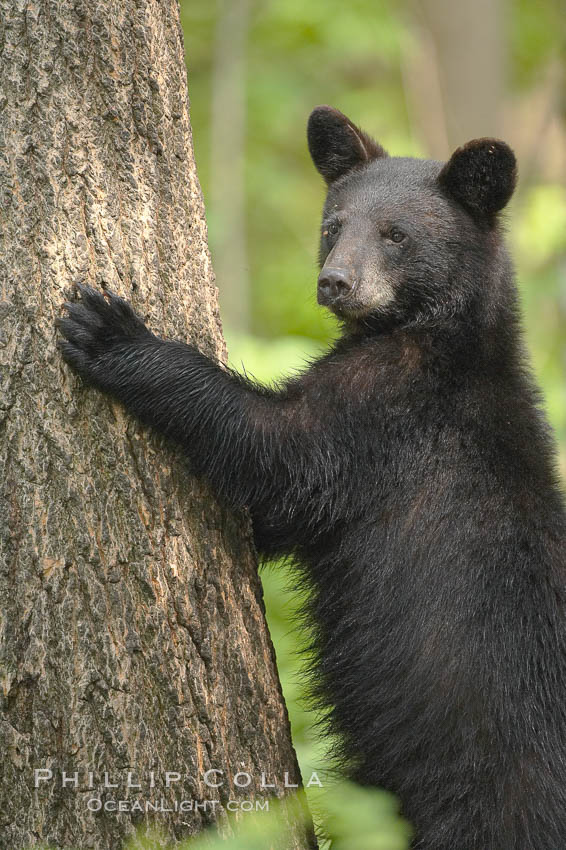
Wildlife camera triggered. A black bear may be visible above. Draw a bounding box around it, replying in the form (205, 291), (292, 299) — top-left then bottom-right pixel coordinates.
(58, 106), (566, 849)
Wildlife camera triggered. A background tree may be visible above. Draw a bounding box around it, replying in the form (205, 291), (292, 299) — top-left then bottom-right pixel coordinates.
(209, 0), (251, 333)
(407, 0), (507, 155)
(0, 1), (314, 848)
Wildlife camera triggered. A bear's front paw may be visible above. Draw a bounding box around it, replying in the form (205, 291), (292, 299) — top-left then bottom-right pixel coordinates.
(57, 284), (153, 385)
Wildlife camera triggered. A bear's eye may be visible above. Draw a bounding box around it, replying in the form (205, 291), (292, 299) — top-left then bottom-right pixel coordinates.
(388, 228), (406, 244)
(324, 221), (340, 238)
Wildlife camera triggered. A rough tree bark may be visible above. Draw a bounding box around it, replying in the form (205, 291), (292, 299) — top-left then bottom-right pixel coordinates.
(0, 1), (312, 848)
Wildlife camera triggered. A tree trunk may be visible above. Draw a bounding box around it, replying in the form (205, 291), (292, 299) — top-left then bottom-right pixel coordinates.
(407, 0), (506, 156)
(210, 0), (251, 334)
(0, 1), (312, 848)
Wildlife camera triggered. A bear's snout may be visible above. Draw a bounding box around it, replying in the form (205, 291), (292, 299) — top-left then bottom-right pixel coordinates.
(317, 267), (355, 306)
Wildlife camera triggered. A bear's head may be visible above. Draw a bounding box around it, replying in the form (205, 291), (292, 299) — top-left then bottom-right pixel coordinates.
(307, 106), (517, 330)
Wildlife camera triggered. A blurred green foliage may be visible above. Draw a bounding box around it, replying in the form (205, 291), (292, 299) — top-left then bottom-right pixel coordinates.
(180, 1), (565, 845)
(514, 186), (566, 443)
(36, 779), (412, 850)
(125, 784), (410, 850)
(511, 0), (564, 86)
(34, 783), (411, 850)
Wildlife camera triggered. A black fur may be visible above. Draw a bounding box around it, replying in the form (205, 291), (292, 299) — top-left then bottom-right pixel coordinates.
(58, 109), (566, 850)
(439, 138), (517, 223)
(308, 105), (387, 184)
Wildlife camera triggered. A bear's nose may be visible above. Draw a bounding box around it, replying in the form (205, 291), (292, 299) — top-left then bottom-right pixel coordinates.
(317, 268), (354, 305)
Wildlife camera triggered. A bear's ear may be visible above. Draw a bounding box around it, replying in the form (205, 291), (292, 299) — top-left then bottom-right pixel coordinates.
(307, 105), (387, 184)
(439, 139), (517, 222)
